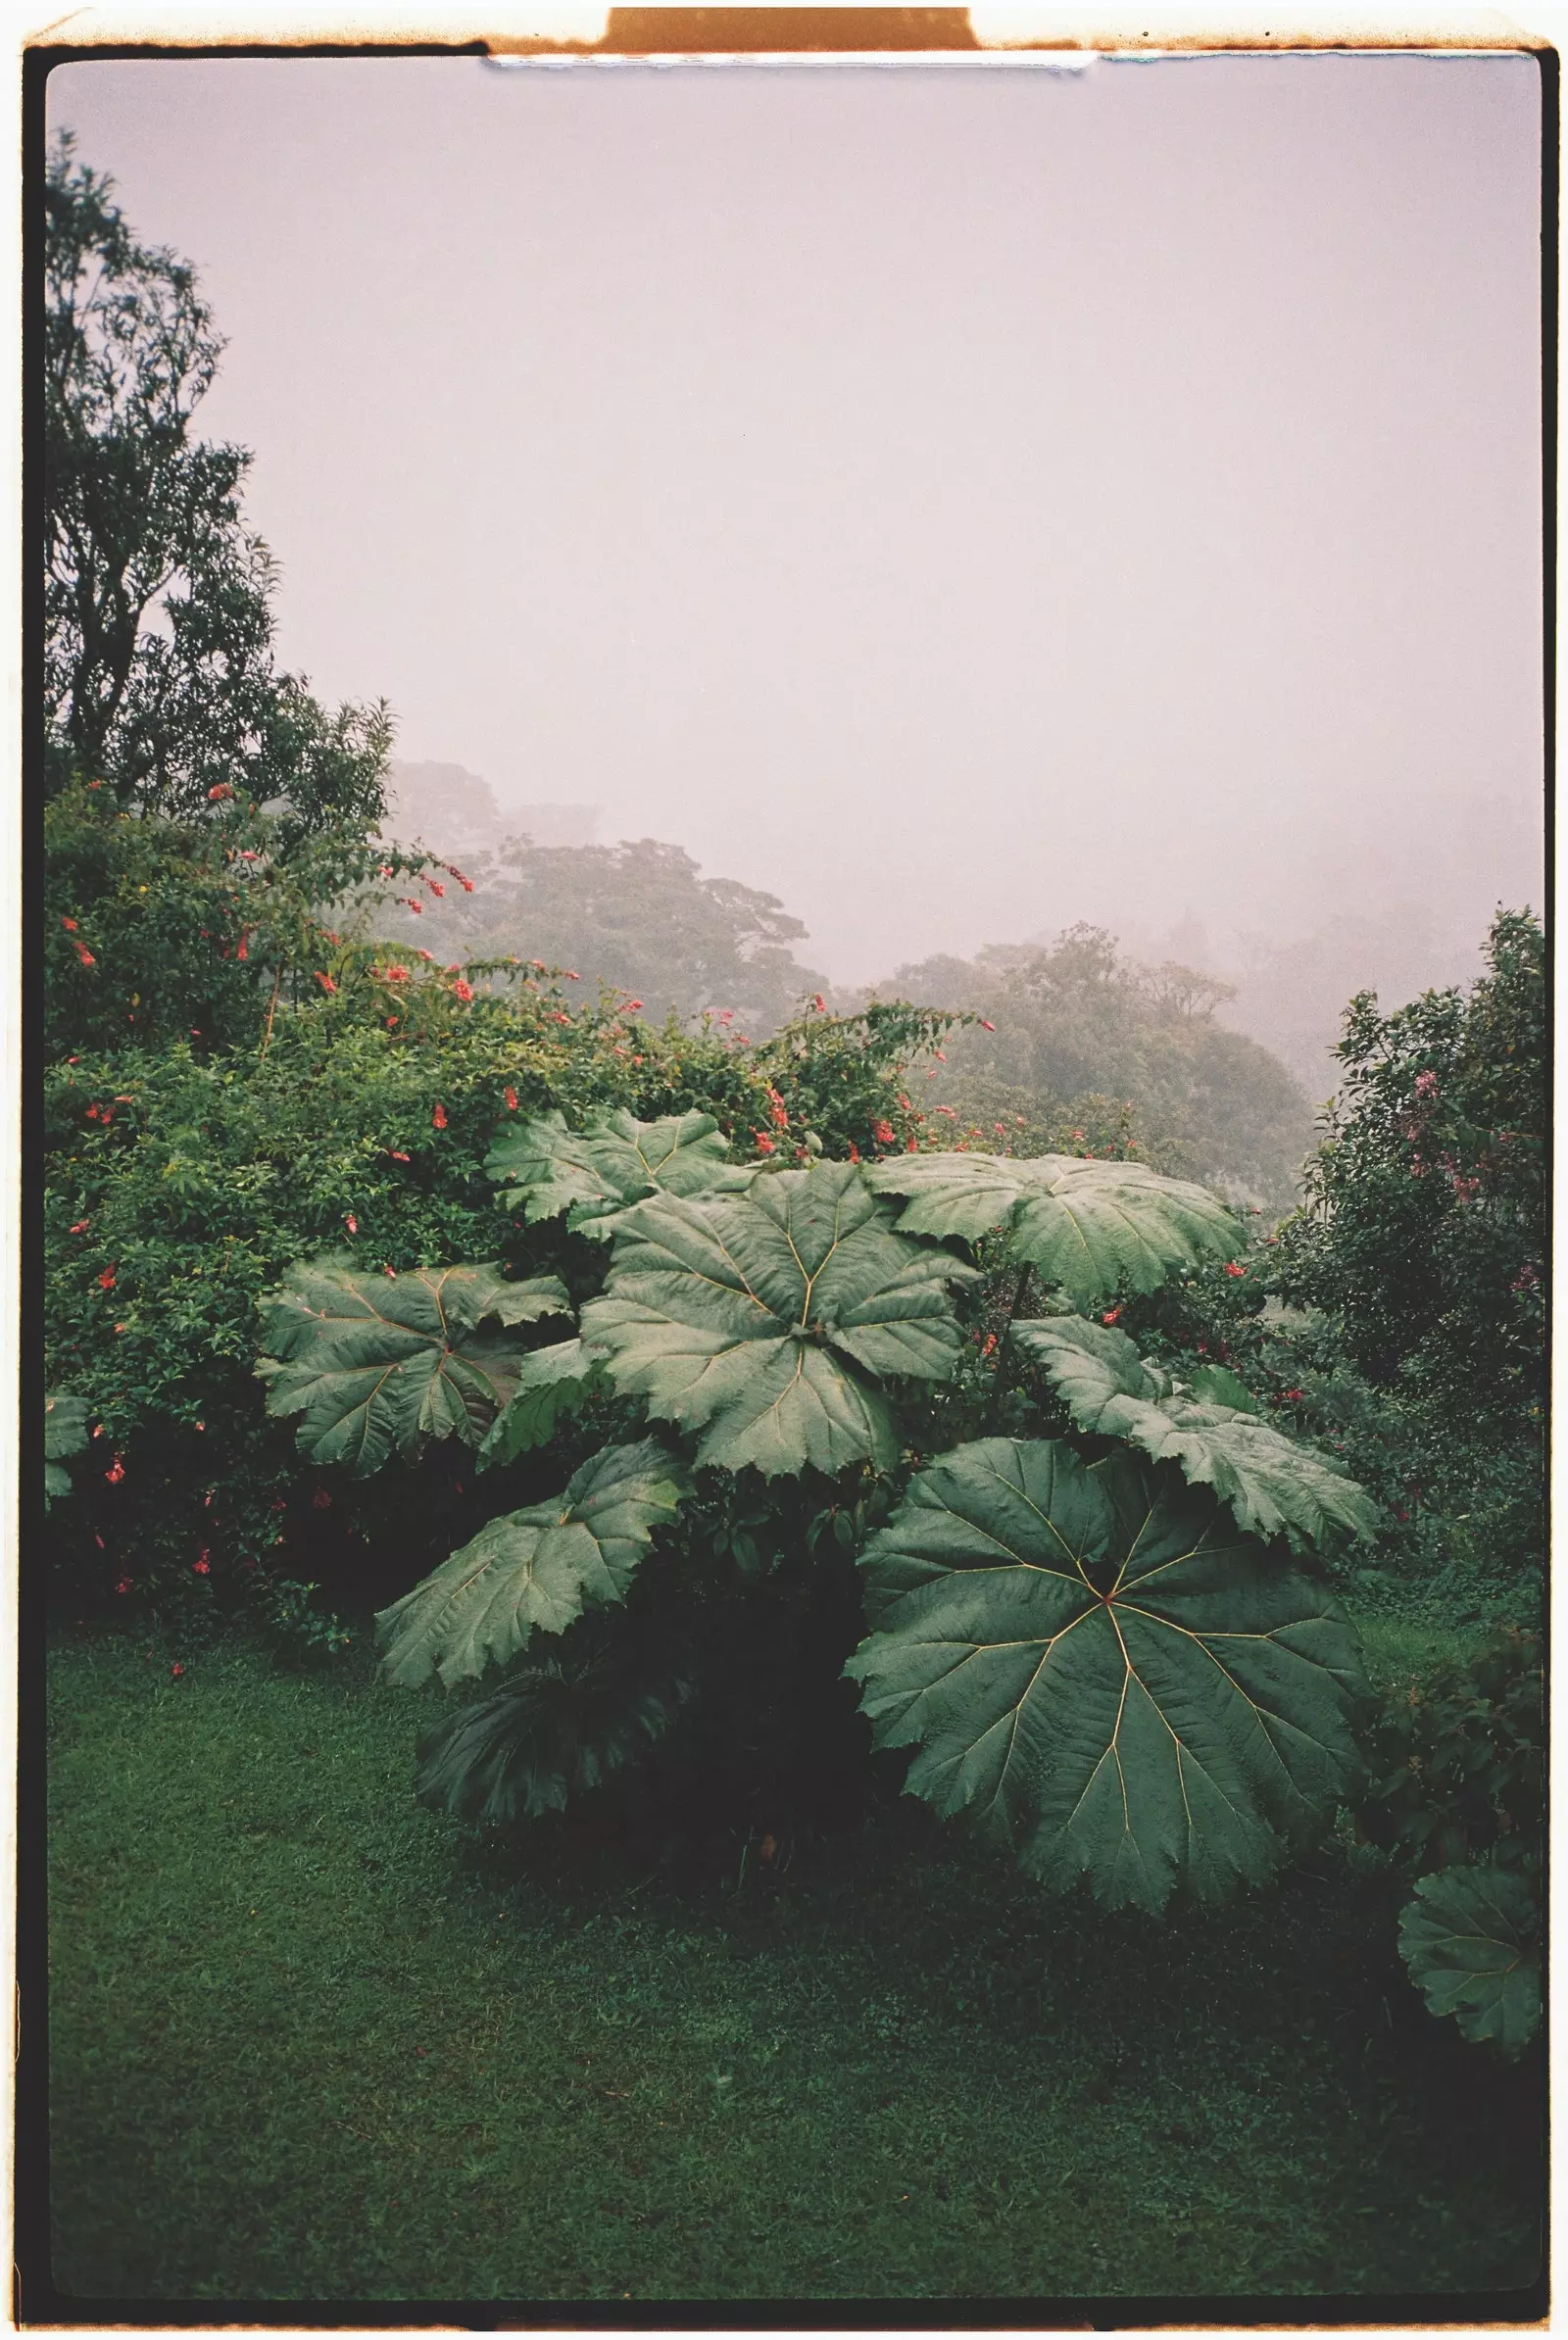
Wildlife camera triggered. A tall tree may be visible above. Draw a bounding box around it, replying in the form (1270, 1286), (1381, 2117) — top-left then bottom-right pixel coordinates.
(43, 132), (389, 840)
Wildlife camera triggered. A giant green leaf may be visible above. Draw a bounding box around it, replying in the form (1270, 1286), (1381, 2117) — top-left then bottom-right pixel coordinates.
(1011, 1317), (1380, 1553)
(45, 1392), (90, 1508)
(1398, 1862), (1541, 2058)
(414, 1633), (695, 1824)
(579, 1159), (979, 1477)
(258, 1258), (571, 1476)
(846, 1438), (1365, 1911)
(477, 1338), (607, 1471)
(863, 1151), (1242, 1308)
(377, 1438), (688, 1689)
(486, 1106), (752, 1239)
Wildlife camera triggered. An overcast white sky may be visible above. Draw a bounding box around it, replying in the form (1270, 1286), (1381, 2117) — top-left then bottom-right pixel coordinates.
(48, 49), (1544, 984)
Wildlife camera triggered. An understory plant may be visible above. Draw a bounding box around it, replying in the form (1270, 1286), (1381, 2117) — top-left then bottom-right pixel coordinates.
(259, 1102), (1388, 1916)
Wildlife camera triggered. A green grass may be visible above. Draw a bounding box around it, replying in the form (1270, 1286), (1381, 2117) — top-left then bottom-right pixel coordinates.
(46, 1627), (1542, 2306)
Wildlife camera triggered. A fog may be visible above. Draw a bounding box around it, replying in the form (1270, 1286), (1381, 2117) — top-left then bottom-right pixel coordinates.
(48, 49), (1544, 1083)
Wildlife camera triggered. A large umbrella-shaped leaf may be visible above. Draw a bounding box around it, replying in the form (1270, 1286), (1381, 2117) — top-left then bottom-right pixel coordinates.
(486, 1106), (752, 1239)
(1012, 1317), (1380, 1553)
(258, 1258), (571, 1476)
(846, 1438), (1365, 1911)
(377, 1438), (688, 1689)
(1398, 1862), (1541, 2058)
(864, 1151), (1242, 1308)
(579, 1159), (979, 1478)
(415, 1633), (695, 1824)
(45, 1391), (91, 1507)
(477, 1338), (608, 1471)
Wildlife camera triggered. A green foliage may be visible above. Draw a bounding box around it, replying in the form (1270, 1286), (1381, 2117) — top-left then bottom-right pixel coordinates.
(1274, 909), (1544, 1420)
(478, 1340), (609, 1469)
(1357, 1629), (1542, 1877)
(45, 1392), (91, 1507)
(258, 1259), (570, 1474)
(378, 834), (827, 1040)
(580, 1161), (979, 1477)
(376, 1439), (689, 1689)
(1010, 1317), (1381, 1553)
(845, 1439), (1365, 1912)
(883, 925), (1314, 1209)
(45, 134), (389, 832)
(486, 1105), (751, 1236)
(413, 1628), (696, 1823)
(1397, 1862), (1540, 2059)
(865, 1148), (1242, 1310)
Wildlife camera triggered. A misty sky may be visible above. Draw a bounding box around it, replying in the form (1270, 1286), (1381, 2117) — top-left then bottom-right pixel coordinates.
(48, 49), (1544, 986)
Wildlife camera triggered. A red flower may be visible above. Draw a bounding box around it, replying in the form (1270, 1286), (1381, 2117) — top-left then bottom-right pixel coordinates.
(453, 979), (474, 1004)
(345, 1213), (358, 1235)
(431, 1102), (448, 1129)
(717, 1009), (734, 1025)
(979, 1019), (996, 1032)
(382, 1262), (397, 1278)
(170, 1663), (185, 1678)
(193, 1554), (211, 1575)
(314, 971), (337, 994)
(236, 936), (248, 960)
(426, 879), (445, 897)
(74, 942), (96, 966)
(97, 1265), (116, 1290)
(906, 1135), (918, 1151)
(70, 1219), (89, 1233)
(871, 1121), (896, 1146)
(115, 1576), (132, 1593)
(504, 1087), (518, 1111)
(105, 1455), (125, 1484)
(564, 970), (580, 981)
(754, 1132), (776, 1155)
(459, 874), (474, 892)
(386, 1147), (410, 1162)
(312, 1488), (332, 1510)
(1282, 1388), (1305, 1403)
(1102, 1307), (1122, 1327)
(417, 949), (433, 962)
(406, 898), (424, 914)
(61, 916), (76, 931)
(624, 999), (644, 1013)
(811, 994), (826, 1013)
(1223, 1262), (1247, 1279)
(195, 1421), (205, 1432)
(848, 1142), (860, 1163)
(551, 1010), (570, 1025)
(207, 783), (232, 801)
(980, 1333), (998, 1360)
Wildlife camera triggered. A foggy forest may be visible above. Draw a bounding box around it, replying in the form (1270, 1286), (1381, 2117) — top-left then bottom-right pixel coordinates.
(38, 43), (1546, 2319)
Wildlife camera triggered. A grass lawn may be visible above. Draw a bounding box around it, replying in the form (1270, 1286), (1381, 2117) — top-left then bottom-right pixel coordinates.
(43, 1627), (1544, 2308)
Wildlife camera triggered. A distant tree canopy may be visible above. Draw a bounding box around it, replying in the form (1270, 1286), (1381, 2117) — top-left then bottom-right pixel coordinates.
(878, 924), (1314, 1210)
(43, 132), (390, 840)
(381, 835), (830, 1040)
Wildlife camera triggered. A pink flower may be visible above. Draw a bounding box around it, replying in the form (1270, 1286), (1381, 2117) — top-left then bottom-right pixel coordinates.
(717, 1009), (734, 1025)
(426, 879), (445, 897)
(383, 965), (410, 983)
(979, 1019), (996, 1033)
(406, 899), (423, 914)
(564, 970), (580, 981)
(115, 1576), (131, 1593)
(755, 1133), (776, 1155)
(811, 995), (826, 1013)
(1415, 1070), (1439, 1097)
(453, 979), (473, 1003)
(345, 1213), (358, 1234)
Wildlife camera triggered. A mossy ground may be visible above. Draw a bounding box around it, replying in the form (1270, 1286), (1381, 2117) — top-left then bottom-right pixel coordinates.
(43, 1628), (1543, 2308)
